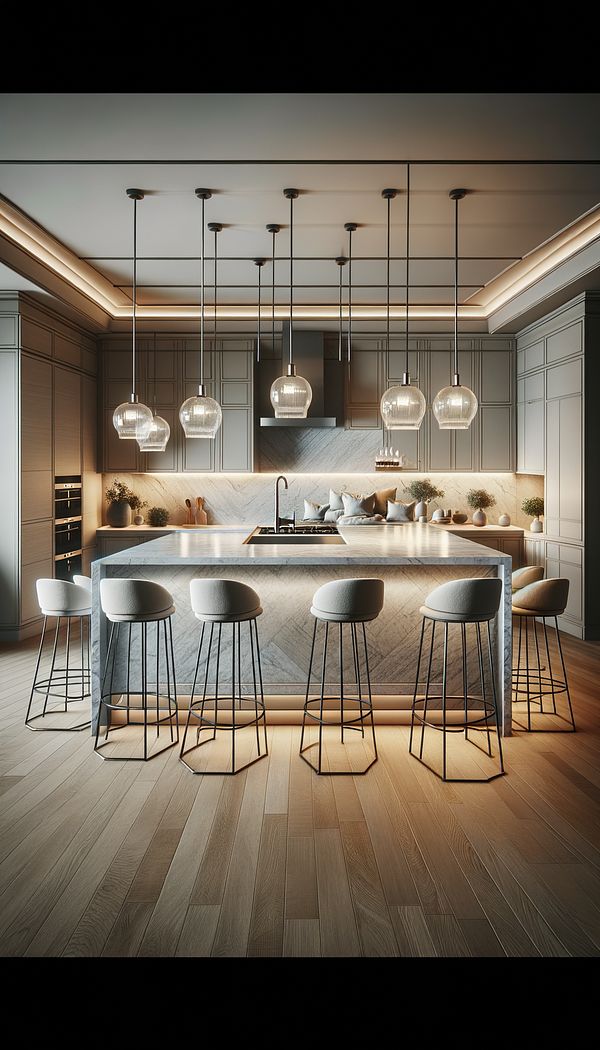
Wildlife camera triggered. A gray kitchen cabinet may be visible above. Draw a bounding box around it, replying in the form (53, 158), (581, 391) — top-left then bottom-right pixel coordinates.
(545, 541), (583, 637)
(479, 350), (514, 472)
(345, 349), (384, 432)
(545, 388), (582, 542)
(516, 371), (544, 474)
(54, 365), (82, 475)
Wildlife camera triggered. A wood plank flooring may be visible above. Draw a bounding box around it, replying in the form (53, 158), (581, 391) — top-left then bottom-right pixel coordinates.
(0, 629), (599, 956)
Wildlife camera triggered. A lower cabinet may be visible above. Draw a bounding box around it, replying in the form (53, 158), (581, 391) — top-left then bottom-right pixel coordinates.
(545, 541), (583, 638)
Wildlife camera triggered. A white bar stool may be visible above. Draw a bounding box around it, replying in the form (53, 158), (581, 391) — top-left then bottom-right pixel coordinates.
(512, 577), (576, 732)
(409, 577), (505, 782)
(25, 578), (92, 731)
(179, 579), (268, 775)
(95, 578), (179, 760)
(300, 577), (384, 775)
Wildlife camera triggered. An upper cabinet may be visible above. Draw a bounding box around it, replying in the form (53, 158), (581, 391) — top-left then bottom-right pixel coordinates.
(99, 339), (255, 473)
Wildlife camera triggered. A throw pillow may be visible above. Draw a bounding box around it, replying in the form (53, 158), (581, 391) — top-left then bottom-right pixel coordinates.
(328, 489), (345, 511)
(303, 499), (329, 521)
(373, 486), (396, 516)
(386, 499), (417, 523)
(324, 508), (344, 522)
(342, 492), (376, 517)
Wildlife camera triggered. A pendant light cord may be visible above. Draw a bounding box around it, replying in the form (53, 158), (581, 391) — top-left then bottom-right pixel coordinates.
(405, 164), (410, 379)
(257, 262), (262, 362)
(339, 261), (343, 362)
(454, 192), (459, 381)
(152, 332), (156, 409)
(289, 193), (294, 367)
(132, 196), (137, 397)
(347, 226), (353, 362)
(214, 226), (219, 344)
(272, 229), (276, 361)
(200, 196), (205, 387)
(386, 194), (390, 378)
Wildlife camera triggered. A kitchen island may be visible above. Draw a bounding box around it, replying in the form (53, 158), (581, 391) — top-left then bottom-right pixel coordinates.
(91, 523), (513, 734)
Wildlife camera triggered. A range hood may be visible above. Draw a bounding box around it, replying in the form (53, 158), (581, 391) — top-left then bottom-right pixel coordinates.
(259, 329), (340, 427)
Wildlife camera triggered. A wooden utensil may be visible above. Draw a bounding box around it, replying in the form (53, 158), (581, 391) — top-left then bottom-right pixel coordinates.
(185, 498), (193, 525)
(195, 496), (207, 526)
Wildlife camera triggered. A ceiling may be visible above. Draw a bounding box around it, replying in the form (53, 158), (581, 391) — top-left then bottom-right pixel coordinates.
(1, 93), (599, 332)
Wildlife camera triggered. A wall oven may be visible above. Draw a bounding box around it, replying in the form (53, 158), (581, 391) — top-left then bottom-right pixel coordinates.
(54, 475), (82, 581)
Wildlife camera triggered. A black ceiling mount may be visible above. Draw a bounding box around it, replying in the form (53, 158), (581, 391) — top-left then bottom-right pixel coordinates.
(195, 188), (212, 200)
(449, 188), (467, 200)
(207, 222), (223, 233)
(253, 258), (267, 266)
(126, 188), (144, 200)
(382, 188), (397, 200)
(266, 224), (281, 234)
(283, 188), (299, 200)
(335, 256), (348, 266)
(344, 222), (358, 233)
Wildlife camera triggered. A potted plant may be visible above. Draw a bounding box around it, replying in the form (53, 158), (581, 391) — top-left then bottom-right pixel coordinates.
(147, 506), (170, 527)
(522, 496), (544, 533)
(404, 479), (445, 521)
(466, 488), (496, 527)
(105, 479), (146, 528)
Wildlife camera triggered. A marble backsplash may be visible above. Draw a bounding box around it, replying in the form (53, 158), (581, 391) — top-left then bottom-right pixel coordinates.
(103, 472), (545, 530)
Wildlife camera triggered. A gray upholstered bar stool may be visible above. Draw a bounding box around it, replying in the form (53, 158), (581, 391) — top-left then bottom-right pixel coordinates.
(300, 577), (384, 775)
(180, 579), (267, 775)
(95, 578), (179, 760)
(512, 577), (576, 732)
(409, 578), (505, 782)
(25, 578), (92, 731)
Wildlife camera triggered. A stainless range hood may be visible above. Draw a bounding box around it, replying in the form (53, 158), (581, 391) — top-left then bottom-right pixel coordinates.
(259, 329), (339, 427)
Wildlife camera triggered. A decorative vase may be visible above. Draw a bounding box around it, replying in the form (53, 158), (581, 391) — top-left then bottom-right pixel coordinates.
(498, 513), (511, 527)
(133, 513), (144, 526)
(415, 500), (428, 521)
(106, 501), (132, 528)
(472, 508), (487, 527)
(530, 516), (543, 533)
(452, 512), (468, 524)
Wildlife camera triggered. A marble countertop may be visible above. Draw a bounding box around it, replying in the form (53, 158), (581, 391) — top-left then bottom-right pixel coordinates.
(96, 522), (511, 568)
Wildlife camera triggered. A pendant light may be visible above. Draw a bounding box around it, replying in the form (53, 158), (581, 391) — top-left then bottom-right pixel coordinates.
(380, 171), (426, 430)
(269, 189), (312, 418)
(179, 189), (223, 439)
(432, 189), (478, 430)
(344, 222), (357, 362)
(335, 256), (347, 361)
(266, 223), (280, 358)
(138, 334), (171, 451)
(254, 257), (266, 362)
(113, 189), (153, 441)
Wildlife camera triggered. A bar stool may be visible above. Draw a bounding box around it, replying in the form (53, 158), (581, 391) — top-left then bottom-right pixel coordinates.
(300, 577), (384, 775)
(95, 578), (179, 761)
(512, 577), (576, 732)
(409, 578), (505, 782)
(25, 578), (91, 731)
(512, 565), (544, 591)
(179, 579), (268, 775)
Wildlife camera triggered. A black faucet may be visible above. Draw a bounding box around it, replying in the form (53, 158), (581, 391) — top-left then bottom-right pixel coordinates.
(274, 475), (289, 532)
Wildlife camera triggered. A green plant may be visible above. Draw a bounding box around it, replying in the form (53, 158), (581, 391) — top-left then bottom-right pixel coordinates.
(105, 479), (146, 511)
(405, 479), (445, 503)
(147, 506), (170, 527)
(466, 488), (497, 511)
(521, 496), (544, 518)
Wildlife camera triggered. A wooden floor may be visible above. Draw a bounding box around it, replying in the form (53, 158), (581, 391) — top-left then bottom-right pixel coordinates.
(1, 629), (599, 957)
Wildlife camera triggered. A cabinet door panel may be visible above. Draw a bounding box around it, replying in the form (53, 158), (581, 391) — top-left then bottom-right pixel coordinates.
(221, 350), (251, 381)
(480, 351), (511, 403)
(21, 356), (52, 472)
(546, 358), (582, 400)
(517, 403), (525, 472)
(347, 351), (379, 404)
(221, 408), (252, 471)
(525, 399), (545, 473)
(558, 396), (582, 523)
(103, 412), (140, 472)
(54, 366), (81, 475)
(546, 321), (582, 363)
(480, 405), (512, 470)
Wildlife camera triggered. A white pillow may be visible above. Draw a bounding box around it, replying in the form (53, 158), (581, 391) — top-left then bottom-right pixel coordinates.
(386, 499), (417, 523)
(328, 489), (345, 511)
(337, 513), (385, 525)
(324, 508), (344, 522)
(303, 499), (329, 521)
(341, 492), (376, 516)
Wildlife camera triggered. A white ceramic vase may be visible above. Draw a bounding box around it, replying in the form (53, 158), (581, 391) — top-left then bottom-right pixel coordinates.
(472, 508), (487, 527)
(415, 500), (428, 520)
(498, 513), (511, 527)
(530, 516), (543, 533)
(133, 513), (144, 526)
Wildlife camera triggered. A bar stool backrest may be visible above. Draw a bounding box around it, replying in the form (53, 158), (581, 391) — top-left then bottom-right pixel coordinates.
(100, 578), (174, 619)
(36, 578), (91, 616)
(512, 577), (569, 614)
(311, 577), (384, 622)
(425, 577), (502, 621)
(73, 574), (92, 594)
(512, 565), (544, 591)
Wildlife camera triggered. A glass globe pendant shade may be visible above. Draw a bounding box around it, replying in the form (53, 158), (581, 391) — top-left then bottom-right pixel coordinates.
(179, 385), (223, 438)
(432, 378), (478, 430)
(270, 364), (312, 418)
(380, 375), (426, 430)
(113, 396), (154, 441)
(137, 413), (171, 451)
